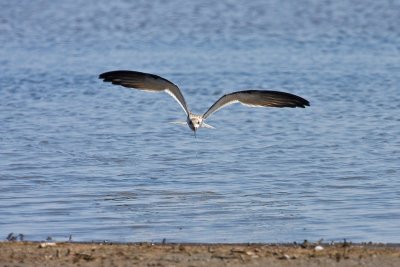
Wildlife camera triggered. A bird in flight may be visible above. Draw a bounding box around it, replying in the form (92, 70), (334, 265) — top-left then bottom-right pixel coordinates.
(99, 70), (310, 137)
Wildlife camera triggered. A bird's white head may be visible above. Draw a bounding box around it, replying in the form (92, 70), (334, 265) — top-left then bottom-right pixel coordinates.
(187, 113), (203, 132)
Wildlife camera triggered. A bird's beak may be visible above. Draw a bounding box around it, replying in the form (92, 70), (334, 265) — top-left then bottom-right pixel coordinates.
(194, 129), (197, 139)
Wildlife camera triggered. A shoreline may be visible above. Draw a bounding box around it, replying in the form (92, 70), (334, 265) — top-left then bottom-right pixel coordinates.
(1, 241), (400, 267)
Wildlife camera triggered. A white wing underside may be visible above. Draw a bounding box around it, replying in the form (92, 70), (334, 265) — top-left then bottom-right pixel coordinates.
(206, 100), (240, 116)
(134, 88), (188, 115)
(204, 100), (264, 117)
(165, 90), (189, 115)
(132, 87), (188, 116)
(203, 99), (267, 117)
(241, 103), (265, 107)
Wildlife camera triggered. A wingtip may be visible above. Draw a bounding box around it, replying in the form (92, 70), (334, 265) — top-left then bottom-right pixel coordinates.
(98, 71), (118, 82)
(98, 72), (109, 80)
(98, 70), (123, 80)
(297, 98), (310, 108)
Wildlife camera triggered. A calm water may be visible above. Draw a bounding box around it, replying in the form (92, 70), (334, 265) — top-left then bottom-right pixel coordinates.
(1, 0), (399, 243)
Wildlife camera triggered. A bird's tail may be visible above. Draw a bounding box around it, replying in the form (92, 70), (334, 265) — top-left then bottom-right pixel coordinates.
(169, 121), (187, 127)
(201, 122), (215, 129)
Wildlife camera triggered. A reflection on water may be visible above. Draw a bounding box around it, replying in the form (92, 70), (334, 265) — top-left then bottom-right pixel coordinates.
(0, 0), (399, 243)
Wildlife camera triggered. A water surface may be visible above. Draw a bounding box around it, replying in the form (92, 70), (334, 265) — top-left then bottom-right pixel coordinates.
(0, 0), (399, 243)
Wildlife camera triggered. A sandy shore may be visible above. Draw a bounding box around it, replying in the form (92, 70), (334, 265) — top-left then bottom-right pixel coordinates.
(1, 241), (399, 267)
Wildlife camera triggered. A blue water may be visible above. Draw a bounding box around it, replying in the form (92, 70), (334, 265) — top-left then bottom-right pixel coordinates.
(1, 0), (399, 243)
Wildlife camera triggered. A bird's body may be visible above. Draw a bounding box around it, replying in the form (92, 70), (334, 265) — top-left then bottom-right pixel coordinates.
(99, 70), (310, 135)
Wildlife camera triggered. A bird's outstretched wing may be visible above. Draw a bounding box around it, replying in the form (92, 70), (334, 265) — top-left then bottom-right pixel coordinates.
(99, 70), (190, 115)
(203, 90), (309, 119)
